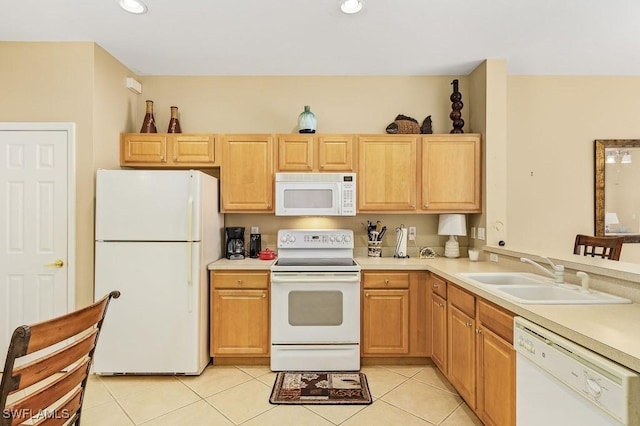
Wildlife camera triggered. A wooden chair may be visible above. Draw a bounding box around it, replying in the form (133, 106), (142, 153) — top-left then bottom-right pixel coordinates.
(1, 291), (120, 426)
(573, 234), (624, 261)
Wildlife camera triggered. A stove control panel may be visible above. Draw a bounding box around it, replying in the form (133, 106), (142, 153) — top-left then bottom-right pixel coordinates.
(277, 229), (354, 248)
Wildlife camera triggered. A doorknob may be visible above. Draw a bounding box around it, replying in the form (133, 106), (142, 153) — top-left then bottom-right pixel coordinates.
(44, 259), (64, 268)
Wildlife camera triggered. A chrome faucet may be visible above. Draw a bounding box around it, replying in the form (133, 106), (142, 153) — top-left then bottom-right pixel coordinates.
(520, 256), (565, 284)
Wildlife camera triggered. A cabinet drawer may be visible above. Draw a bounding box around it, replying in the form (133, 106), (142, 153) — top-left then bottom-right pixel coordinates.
(363, 272), (410, 289)
(477, 299), (514, 344)
(212, 271), (269, 289)
(429, 274), (447, 298)
(448, 284), (475, 317)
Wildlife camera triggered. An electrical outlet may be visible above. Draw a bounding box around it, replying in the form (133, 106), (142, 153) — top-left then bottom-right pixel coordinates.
(477, 227), (486, 240)
(471, 227), (476, 239)
(490, 253), (499, 262)
(408, 226), (416, 241)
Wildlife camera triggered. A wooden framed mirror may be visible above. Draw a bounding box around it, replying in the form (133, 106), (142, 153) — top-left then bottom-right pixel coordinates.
(595, 139), (640, 243)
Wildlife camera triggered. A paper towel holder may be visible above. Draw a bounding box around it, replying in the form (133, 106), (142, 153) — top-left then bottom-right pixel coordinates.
(394, 225), (410, 258)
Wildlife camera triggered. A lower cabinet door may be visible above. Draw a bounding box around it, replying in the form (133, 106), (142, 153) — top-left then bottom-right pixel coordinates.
(447, 305), (476, 407)
(362, 289), (409, 354)
(431, 293), (447, 372)
(476, 326), (516, 426)
(211, 289), (269, 355)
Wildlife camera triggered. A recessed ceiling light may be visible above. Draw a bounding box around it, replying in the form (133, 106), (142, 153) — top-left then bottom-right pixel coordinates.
(119, 0), (148, 15)
(340, 0), (363, 15)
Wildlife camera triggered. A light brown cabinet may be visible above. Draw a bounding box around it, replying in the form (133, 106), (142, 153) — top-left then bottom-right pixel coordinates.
(120, 133), (218, 167)
(358, 135), (418, 212)
(361, 271), (428, 357)
(210, 271), (269, 357)
(429, 274), (447, 372)
(430, 273), (516, 425)
(220, 134), (274, 212)
(277, 134), (355, 172)
(447, 284), (476, 408)
(421, 134), (481, 212)
(475, 299), (516, 426)
(357, 134), (481, 213)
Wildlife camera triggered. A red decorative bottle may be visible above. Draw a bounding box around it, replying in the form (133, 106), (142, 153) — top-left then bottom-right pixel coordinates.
(167, 106), (182, 133)
(140, 100), (157, 133)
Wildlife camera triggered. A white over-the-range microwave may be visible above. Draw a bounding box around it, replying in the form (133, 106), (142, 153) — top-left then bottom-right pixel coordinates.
(275, 172), (356, 216)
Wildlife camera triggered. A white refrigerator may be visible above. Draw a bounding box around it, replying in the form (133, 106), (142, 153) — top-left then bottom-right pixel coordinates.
(93, 169), (223, 375)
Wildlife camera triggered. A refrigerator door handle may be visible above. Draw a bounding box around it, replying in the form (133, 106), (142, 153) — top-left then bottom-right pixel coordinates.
(187, 174), (194, 312)
(187, 243), (193, 312)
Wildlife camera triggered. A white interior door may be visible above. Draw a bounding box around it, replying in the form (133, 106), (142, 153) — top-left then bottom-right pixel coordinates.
(0, 124), (74, 359)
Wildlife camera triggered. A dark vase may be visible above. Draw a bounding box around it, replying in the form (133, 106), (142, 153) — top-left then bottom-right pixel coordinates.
(167, 106), (182, 133)
(140, 100), (157, 133)
(449, 80), (465, 134)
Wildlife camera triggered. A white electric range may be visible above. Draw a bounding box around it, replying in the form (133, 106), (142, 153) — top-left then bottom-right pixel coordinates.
(270, 229), (361, 371)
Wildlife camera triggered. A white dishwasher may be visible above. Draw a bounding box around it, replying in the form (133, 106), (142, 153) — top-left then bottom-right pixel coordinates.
(514, 317), (640, 426)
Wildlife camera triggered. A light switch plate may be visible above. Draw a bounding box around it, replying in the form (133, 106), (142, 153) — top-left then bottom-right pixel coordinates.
(490, 253), (499, 262)
(477, 227), (486, 240)
(408, 226), (416, 240)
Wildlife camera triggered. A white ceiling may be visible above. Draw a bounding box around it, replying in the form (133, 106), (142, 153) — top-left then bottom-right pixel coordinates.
(2, 0), (640, 76)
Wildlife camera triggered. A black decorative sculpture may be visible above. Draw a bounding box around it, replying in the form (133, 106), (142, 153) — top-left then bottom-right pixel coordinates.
(449, 79), (464, 133)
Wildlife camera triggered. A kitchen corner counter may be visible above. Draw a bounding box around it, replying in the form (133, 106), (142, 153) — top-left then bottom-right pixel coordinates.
(357, 256), (640, 374)
(208, 258), (274, 270)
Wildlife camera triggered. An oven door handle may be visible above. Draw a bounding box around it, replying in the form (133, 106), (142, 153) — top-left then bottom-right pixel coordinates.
(271, 276), (361, 284)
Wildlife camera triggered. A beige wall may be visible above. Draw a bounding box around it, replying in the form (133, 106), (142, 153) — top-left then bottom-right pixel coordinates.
(0, 42), (138, 307)
(506, 76), (640, 263)
(133, 76), (468, 134)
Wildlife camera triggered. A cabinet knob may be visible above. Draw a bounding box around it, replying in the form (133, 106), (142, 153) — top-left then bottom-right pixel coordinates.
(160, 156), (165, 161)
(237, 279), (243, 285)
(424, 203), (429, 208)
(173, 155), (178, 160)
(475, 328), (482, 334)
(384, 279), (389, 285)
(262, 293), (266, 298)
(365, 292), (369, 297)
(439, 303), (445, 308)
(465, 322), (473, 328)
(319, 164), (324, 169)
(433, 283), (439, 288)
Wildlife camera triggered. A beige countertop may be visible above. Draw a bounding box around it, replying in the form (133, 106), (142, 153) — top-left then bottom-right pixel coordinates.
(207, 255), (640, 373)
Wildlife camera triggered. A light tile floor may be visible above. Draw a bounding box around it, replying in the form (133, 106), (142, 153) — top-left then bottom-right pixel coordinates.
(81, 364), (483, 425)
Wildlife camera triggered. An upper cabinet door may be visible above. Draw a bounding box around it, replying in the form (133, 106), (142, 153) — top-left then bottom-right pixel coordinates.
(277, 135), (314, 171)
(317, 135), (355, 172)
(221, 134), (274, 212)
(172, 134), (216, 165)
(421, 134), (481, 212)
(120, 134), (168, 164)
(358, 135), (417, 212)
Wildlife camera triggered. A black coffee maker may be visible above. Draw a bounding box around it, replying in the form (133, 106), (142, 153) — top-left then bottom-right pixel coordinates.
(225, 227), (245, 260)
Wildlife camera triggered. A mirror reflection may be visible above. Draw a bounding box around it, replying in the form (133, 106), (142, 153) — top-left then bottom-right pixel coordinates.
(595, 140), (640, 243)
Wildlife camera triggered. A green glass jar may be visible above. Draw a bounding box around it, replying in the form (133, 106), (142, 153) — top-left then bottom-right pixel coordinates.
(298, 105), (317, 134)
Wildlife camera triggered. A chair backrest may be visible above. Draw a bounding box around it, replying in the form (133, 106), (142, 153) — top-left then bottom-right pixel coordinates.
(1, 291), (119, 426)
(573, 234), (624, 261)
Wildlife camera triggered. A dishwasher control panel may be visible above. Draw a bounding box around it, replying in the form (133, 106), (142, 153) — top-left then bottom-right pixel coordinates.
(514, 317), (640, 425)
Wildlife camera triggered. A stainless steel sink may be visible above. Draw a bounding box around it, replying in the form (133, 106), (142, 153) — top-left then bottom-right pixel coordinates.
(457, 272), (632, 305)
(457, 272), (552, 286)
